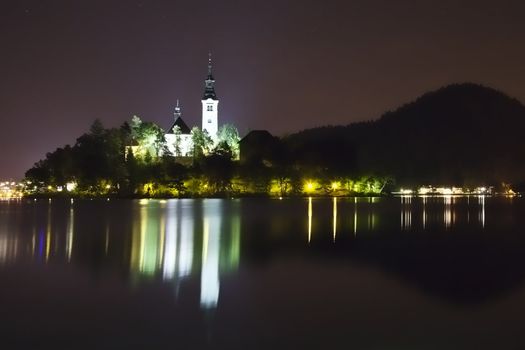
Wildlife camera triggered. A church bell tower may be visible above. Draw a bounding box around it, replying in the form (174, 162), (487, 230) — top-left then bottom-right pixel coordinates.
(201, 53), (219, 139)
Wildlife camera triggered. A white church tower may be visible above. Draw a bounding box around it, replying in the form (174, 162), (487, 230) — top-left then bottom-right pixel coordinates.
(201, 53), (219, 139)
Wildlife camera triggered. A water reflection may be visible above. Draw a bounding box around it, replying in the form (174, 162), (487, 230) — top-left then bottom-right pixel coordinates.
(127, 199), (241, 309)
(2, 196), (525, 349)
(332, 197), (337, 242)
(401, 195), (412, 231)
(0, 196), (511, 309)
(353, 197), (357, 235)
(479, 195), (486, 228)
(201, 200), (221, 309)
(308, 197), (312, 243)
(0, 199), (242, 312)
(303, 196), (494, 239)
(422, 196), (427, 229)
(444, 195), (452, 229)
(66, 206), (74, 261)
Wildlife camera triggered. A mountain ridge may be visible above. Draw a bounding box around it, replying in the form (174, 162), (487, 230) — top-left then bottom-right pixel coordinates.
(285, 83), (525, 185)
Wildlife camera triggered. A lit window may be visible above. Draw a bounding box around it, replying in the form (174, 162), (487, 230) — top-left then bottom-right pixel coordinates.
(207, 105), (213, 111)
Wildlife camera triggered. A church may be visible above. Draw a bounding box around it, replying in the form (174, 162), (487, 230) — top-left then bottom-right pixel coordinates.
(164, 54), (219, 156)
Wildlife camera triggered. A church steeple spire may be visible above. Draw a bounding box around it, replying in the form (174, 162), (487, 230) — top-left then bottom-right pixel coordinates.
(203, 52), (217, 100)
(201, 52), (219, 139)
(174, 99), (182, 119)
(208, 52), (212, 77)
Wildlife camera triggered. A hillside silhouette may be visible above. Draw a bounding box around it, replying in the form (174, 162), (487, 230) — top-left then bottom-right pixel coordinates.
(286, 83), (525, 186)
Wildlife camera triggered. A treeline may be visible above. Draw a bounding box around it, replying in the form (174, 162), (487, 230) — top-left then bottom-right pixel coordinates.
(24, 118), (389, 198)
(26, 83), (517, 197)
(284, 83), (525, 188)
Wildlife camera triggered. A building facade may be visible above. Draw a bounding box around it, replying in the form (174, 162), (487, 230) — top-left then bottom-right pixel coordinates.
(164, 54), (219, 156)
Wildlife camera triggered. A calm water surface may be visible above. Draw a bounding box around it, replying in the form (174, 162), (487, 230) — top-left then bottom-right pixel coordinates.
(1, 196), (525, 349)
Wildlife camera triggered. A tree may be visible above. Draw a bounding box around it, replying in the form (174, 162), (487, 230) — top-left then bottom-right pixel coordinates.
(191, 127), (213, 159)
(217, 124), (240, 159)
(130, 115), (142, 140)
(90, 119), (105, 137)
(172, 125), (182, 156)
(133, 120), (165, 158)
(201, 148), (235, 194)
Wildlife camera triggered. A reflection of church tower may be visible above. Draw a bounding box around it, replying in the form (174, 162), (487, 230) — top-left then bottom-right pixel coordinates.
(201, 53), (219, 139)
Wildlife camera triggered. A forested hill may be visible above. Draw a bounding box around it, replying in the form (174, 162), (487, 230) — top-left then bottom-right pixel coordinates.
(285, 83), (525, 186)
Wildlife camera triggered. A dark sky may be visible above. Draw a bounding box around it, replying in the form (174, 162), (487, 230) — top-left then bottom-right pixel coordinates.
(2, 0), (525, 179)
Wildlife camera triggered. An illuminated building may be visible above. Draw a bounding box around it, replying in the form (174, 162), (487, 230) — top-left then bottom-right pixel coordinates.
(164, 100), (193, 157)
(201, 53), (219, 140)
(164, 54), (220, 156)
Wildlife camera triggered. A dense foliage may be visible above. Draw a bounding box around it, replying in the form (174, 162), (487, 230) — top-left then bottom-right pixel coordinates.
(26, 83), (521, 197)
(23, 117), (389, 197)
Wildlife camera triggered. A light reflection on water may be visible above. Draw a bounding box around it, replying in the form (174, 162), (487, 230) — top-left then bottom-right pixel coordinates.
(0, 195), (512, 310)
(305, 195), (492, 240)
(0, 199), (242, 311)
(1, 196), (525, 349)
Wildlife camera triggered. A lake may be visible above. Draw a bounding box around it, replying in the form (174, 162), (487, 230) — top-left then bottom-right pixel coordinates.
(1, 196), (525, 349)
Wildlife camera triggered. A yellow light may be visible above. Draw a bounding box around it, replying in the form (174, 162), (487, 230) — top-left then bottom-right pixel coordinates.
(305, 181), (315, 193)
(442, 188), (453, 195)
(331, 182), (339, 190)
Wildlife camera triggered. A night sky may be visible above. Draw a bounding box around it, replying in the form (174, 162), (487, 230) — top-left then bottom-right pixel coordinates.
(3, 0), (525, 179)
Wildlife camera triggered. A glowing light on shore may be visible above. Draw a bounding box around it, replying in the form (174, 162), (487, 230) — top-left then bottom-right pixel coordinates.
(418, 187), (432, 195)
(66, 182), (77, 192)
(399, 188), (413, 195)
(304, 181), (315, 193)
(0, 181), (23, 200)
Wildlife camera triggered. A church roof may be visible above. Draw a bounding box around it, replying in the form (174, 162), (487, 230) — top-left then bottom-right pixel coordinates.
(167, 116), (191, 135)
(240, 130), (274, 143)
